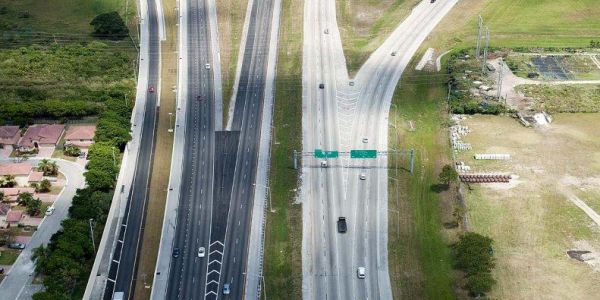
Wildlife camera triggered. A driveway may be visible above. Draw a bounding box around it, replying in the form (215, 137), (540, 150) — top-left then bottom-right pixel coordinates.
(0, 158), (85, 299)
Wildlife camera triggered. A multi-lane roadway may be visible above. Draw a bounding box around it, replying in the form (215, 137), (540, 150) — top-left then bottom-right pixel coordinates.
(302, 0), (458, 299)
(102, 0), (161, 298)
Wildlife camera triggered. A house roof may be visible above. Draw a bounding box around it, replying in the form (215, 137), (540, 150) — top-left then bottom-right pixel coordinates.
(6, 210), (23, 222)
(0, 187), (36, 196)
(28, 171), (44, 182)
(64, 125), (96, 141)
(0, 162), (32, 176)
(18, 124), (65, 147)
(0, 203), (10, 216)
(0, 126), (20, 145)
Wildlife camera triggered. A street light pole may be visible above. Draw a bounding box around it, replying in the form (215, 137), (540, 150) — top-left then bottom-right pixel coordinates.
(168, 112), (174, 133)
(89, 218), (96, 254)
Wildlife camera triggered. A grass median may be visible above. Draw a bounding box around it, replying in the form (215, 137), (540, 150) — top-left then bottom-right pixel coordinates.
(261, 0), (303, 298)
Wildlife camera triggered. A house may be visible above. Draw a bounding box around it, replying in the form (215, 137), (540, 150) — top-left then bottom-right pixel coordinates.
(0, 126), (20, 150)
(0, 187), (36, 202)
(0, 203), (10, 229)
(28, 171), (44, 184)
(0, 162), (33, 186)
(18, 124), (65, 152)
(5, 210), (23, 227)
(64, 125), (96, 148)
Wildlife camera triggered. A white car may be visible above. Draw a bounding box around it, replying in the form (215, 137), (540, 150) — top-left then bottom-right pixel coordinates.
(45, 206), (55, 216)
(320, 161), (328, 168)
(357, 267), (366, 279)
(359, 174), (366, 180)
(205, 63), (211, 69)
(362, 138), (368, 143)
(198, 247), (205, 258)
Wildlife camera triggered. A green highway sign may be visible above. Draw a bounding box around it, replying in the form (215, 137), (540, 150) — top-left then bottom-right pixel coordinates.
(350, 150), (377, 158)
(314, 149), (339, 158)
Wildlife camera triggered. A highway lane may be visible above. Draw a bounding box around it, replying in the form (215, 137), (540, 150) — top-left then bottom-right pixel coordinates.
(165, 0), (217, 297)
(302, 0), (458, 299)
(103, 0), (161, 298)
(219, 0), (276, 298)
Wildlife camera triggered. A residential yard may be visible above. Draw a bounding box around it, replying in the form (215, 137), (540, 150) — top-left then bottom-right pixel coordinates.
(262, 0), (303, 297)
(388, 65), (458, 299)
(455, 114), (600, 300)
(216, 0), (248, 124)
(0, 249), (19, 265)
(336, 0), (419, 74)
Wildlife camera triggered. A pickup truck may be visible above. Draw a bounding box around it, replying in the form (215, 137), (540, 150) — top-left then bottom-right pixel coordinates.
(337, 217), (347, 233)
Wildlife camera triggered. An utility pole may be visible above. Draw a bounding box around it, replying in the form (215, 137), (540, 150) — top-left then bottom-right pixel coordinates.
(293, 150), (298, 170)
(497, 58), (504, 99)
(409, 149), (415, 175)
(168, 112), (174, 133)
(481, 27), (490, 74)
(475, 15), (483, 59)
(89, 218), (96, 254)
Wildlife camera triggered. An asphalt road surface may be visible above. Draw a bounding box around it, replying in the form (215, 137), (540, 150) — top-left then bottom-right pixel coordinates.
(102, 0), (161, 298)
(217, 0), (276, 298)
(165, 0), (219, 296)
(302, 0), (458, 299)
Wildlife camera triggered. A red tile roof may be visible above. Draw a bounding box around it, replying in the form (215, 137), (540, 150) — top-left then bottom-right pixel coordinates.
(28, 171), (44, 182)
(18, 124), (65, 148)
(0, 187), (36, 197)
(0, 126), (20, 145)
(0, 162), (32, 176)
(6, 210), (23, 222)
(64, 125), (96, 141)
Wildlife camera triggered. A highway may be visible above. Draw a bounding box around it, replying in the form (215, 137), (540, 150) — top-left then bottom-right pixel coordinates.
(102, 0), (161, 297)
(219, 0), (276, 297)
(165, 0), (217, 297)
(301, 0), (458, 299)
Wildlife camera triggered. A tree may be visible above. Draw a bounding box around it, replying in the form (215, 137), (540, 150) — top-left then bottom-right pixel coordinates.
(26, 198), (42, 216)
(90, 11), (129, 39)
(2, 174), (16, 187)
(37, 179), (52, 193)
(453, 232), (495, 276)
(38, 159), (59, 176)
(439, 164), (458, 185)
(0, 191), (4, 202)
(465, 272), (496, 296)
(84, 169), (114, 191)
(64, 145), (81, 157)
(17, 192), (35, 206)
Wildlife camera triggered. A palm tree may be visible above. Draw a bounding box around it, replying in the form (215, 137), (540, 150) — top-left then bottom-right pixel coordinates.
(3, 175), (16, 188)
(38, 159), (58, 176)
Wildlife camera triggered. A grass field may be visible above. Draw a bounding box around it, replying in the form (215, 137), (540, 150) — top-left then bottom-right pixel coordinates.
(336, 0), (419, 75)
(455, 114), (600, 299)
(426, 0), (600, 50)
(516, 84), (600, 113)
(387, 63), (458, 299)
(0, 0), (136, 38)
(132, 0), (178, 297)
(0, 249), (19, 265)
(216, 0), (248, 126)
(261, 0), (304, 297)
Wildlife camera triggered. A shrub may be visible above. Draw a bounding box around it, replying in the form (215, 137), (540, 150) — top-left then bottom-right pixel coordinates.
(64, 145), (81, 157)
(90, 12), (129, 39)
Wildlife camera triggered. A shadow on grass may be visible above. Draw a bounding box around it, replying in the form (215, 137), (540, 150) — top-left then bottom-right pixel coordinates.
(430, 183), (449, 193)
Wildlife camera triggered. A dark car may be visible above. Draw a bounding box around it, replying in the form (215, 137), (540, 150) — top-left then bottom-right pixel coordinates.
(319, 83), (325, 89)
(8, 243), (25, 250)
(172, 248), (180, 258)
(197, 95), (202, 101)
(148, 86), (155, 93)
(337, 217), (347, 233)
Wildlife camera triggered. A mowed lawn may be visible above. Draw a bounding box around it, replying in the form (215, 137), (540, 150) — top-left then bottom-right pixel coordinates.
(429, 0), (600, 49)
